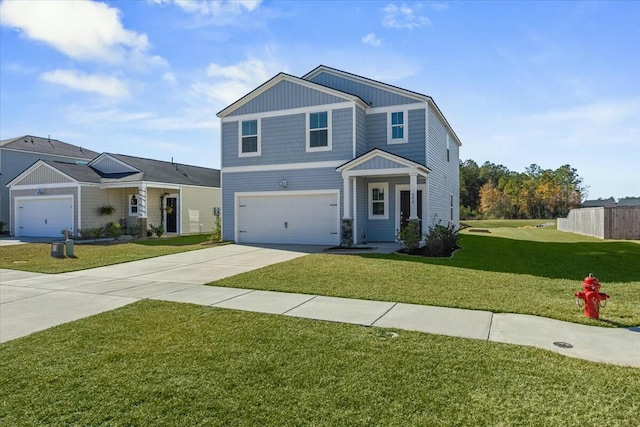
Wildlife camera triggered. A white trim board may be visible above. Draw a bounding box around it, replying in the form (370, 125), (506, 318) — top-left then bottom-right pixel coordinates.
(222, 160), (346, 174)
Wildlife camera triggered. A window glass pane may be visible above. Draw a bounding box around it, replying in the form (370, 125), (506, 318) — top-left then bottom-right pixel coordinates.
(392, 126), (404, 139)
(372, 201), (385, 215)
(310, 129), (328, 147)
(242, 136), (258, 152)
(242, 120), (257, 136)
(372, 188), (384, 201)
(391, 112), (403, 126)
(310, 112), (327, 130)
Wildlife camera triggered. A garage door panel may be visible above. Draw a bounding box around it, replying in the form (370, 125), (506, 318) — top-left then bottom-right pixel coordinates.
(16, 197), (74, 238)
(237, 193), (338, 245)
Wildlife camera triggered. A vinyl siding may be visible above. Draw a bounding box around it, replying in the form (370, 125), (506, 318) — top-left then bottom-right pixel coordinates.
(366, 108), (426, 164)
(227, 80), (348, 117)
(307, 72), (422, 108)
(80, 187), (126, 230)
(351, 157), (407, 171)
(355, 178), (368, 243)
(223, 107), (353, 167)
(12, 164), (74, 186)
(355, 106), (367, 156)
(427, 104), (460, 228)
(181, 186), (221, 234)
(222, 167), (343, 241)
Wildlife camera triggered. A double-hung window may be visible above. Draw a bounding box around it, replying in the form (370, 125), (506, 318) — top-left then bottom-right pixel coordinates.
(368, 183), (389, 219)
(239, 119), (260, 157)
(388, 111), (407, 144)
(307, 111), (331, 152)
(129, 194), (138, 216)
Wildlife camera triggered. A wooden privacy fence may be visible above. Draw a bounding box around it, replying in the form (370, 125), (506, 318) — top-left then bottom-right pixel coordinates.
(557, 207), (640, 240)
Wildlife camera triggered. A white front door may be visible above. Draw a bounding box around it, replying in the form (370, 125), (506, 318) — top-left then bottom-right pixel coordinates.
(15, 196), (74, 237)
(236, 192), (339, 245)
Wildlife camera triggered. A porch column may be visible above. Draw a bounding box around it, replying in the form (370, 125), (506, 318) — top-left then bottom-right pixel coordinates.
(409, 173), (418, 220)
(342, 177), (351, 219)
(137, 184), (148, 238)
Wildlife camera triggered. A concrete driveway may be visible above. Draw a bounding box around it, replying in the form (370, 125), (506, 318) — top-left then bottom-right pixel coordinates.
(0, 244), (321, 343)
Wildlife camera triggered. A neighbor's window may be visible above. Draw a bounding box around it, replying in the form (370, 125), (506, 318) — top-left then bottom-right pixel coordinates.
(389, 111), (407, 143)
(307, 111), (331, 151)
(240, 119), (260, 156)
(368, 182), (389, 220)
(446, 134), (451, 162)
(450, 193), (454, 221)
(129, 194), (138, 216)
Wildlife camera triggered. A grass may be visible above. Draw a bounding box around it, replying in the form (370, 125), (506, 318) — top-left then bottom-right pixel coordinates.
(1, 301), (638, 426)
(213, 224), (640, 327)
(0, 234), (218, 274)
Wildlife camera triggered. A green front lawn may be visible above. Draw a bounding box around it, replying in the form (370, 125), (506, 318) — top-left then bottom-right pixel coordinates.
(213, 226), (640, 327)
(1, 301), (638, 426)
(0, 234), (218, 274)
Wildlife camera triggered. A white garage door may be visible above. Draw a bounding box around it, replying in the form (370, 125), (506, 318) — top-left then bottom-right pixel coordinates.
(237, 192), (339, 245)
(16, 197), (74, 238)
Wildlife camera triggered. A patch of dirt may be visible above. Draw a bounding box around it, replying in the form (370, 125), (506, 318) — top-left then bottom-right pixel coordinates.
(468, 229), (491, 233)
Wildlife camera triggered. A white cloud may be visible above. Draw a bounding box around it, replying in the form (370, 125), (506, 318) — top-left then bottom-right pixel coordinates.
(362, 33), (382, 47)
(0, 0), (162, 66)
(151, 0), (261, 16)
(430, 2), (449, 11)
(382, 3), (430, 29)
(163, 72), (177, 84)
(192, 59), (280, 106)
(41, 69), (130, 98)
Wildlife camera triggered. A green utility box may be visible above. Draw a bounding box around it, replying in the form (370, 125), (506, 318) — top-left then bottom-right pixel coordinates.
(51, 242), (64, 258)
(65, 240), (75, 257)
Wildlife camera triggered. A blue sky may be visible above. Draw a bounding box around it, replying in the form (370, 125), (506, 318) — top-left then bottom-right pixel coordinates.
(1, 0), (638, 199)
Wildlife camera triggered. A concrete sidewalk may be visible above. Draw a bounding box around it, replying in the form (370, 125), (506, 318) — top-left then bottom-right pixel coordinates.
(1, 243), (638, 367)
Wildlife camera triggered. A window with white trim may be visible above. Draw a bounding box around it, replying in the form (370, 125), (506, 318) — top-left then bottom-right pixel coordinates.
(388, 111), (407, 144)
(129, 194), (139, 216)
(239, 119), (260, 156)
(368, 182), (389, 220)
(446, 134), (450, 162)
(307, 111), (331, 151)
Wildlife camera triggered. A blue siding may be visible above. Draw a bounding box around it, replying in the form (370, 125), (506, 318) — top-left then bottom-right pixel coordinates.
(355, 106), (367, 156)
(223, 108), (353, 167)
(308, 72), (421, 108)
(228, 80), (347, 116)
(366, 108), (426, 165)
(427, 104), (460, 228)
(222, 167), (343, 241)
(352, 157), (406, 170)
(355, 178), (368, 243)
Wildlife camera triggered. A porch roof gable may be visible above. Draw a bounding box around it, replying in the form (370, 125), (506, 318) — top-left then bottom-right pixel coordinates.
(336, 149), (431, 177)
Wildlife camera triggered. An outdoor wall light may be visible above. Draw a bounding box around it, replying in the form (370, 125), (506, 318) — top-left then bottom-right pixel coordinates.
(34, 188), (44, 196)
(279, 179), (287, 189)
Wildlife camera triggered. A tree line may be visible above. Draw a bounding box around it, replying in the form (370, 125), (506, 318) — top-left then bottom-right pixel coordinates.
(460, 160), (586, 220)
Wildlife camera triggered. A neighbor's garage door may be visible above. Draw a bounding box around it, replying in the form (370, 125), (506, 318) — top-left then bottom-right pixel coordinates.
(15, 197), (74, 237)
(237, 193), (339, 245)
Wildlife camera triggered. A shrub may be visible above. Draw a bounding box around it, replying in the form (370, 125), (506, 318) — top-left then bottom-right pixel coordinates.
(149, 224), (164, 238)
(211, 215), (222, 243)
(99, 205), (116, 216)
(105, 222), (123, 240)
(396, 222), (421, 253)
(79, 227), (104, 240)
(128, 222), (141, 239)
(423, 221), (460, 257)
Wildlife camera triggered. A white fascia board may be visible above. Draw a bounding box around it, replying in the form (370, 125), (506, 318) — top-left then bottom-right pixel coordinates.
(221, 101), (358, 123)
(218, 73), (367, 118)
(222, 160), (346, 174)
(343, 167), (429, 178)
(6, 160), (78, 187)
(367, 102), (427, 115)
(337, 149), (427, 172)
(99, 181), (180, 190)
(427, 100), (462, 146)
(8, 182), (80, 191)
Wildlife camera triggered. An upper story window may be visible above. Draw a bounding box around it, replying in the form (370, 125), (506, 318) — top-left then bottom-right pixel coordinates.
(388, 111), (407, 144)
(446, 134), (450, 162)
(307, 111), (331, 152)
(368, 182), (389, 220)
(239, 119), (260, 157)
(129, 194), (138, 216)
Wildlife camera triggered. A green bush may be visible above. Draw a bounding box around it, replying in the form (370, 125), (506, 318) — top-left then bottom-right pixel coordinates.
(79, 227), (104, 240)
(106, 222), (123, 240)
(128, 222), (141, 239)
(211, 215), (222, 243)
(149, 224), (164, 238)
(423, 221), (460, 257)
(396, 222), (421, 253)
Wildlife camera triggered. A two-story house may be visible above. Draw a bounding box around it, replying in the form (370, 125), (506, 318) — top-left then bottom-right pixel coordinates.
(217, 66), (461, 246)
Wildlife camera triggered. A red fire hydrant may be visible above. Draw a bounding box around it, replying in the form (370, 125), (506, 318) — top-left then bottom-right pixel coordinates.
(575, 273), (609, 319)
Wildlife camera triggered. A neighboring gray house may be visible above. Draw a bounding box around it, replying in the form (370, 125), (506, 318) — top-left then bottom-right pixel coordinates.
(7, 153), (220, 238)
(616, 197), (640, 207)
(0, 135), (98, 227)
(582, 197), (616, 208)
(217, 65), (461, 245)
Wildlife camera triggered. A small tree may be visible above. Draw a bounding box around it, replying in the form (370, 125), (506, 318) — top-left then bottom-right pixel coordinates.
(396, 222), (421, 253)
(211, 215), (222, 243)
(149, 224), (164, 238)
